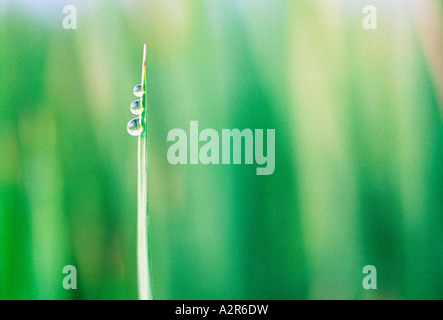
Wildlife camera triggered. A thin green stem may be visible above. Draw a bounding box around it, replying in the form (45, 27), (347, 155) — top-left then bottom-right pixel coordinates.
(137, 44), (154, 300)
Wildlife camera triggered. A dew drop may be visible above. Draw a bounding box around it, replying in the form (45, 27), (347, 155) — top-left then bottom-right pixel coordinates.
(133, 84), (143, 97)
(130, 100), (143, 115)
(127, 117), (143, 136)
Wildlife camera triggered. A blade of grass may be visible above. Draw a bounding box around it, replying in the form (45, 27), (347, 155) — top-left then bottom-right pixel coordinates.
(137, 44), (154, 300)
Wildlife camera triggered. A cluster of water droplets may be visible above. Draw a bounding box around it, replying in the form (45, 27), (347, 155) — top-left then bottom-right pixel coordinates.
(127, 84), (144, 136)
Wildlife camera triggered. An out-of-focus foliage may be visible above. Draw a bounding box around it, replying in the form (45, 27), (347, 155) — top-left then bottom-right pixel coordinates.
(0, 0), (442, 299)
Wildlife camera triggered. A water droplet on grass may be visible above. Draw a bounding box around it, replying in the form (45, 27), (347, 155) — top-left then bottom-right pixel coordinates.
(130, 100), (143, 115)
(127, 117), (142, 136)
(133, 84), (143, 97)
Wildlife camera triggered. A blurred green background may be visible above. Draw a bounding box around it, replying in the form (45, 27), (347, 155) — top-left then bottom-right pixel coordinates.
(1, 0), (443, 300)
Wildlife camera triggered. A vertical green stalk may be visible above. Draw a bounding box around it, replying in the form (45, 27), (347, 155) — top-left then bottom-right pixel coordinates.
(137, 44), (154, 300)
